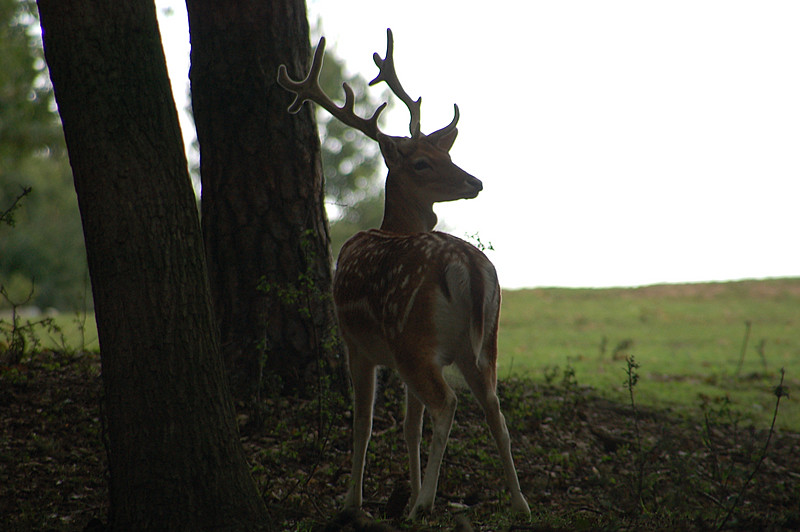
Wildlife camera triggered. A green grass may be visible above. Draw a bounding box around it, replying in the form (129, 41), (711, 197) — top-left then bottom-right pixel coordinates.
(498, 278), (800, 431)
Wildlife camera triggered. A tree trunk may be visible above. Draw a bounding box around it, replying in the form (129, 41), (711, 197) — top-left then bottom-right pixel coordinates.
(187, 0), (341, 401)
(36, 1), (269, 529)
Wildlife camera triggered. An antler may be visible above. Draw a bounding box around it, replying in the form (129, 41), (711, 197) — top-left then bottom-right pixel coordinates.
(277, 30), (459, 142)
(369, 28), (422, 138)
(426, 103), (460, 144)
(277, 37), (387, 141)
(370, 29), (459, 141)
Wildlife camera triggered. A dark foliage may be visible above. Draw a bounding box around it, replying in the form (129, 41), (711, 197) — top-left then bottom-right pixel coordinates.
(2, 353), (798, 530)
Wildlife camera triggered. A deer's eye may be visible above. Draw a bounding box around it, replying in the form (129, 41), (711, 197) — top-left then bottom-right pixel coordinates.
(413, 159), (432, 171)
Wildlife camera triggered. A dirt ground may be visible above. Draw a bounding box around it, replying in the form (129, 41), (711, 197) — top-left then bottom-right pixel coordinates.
(1, 351), (798, 531)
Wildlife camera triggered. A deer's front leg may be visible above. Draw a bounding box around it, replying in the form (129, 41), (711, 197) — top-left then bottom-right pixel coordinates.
(344, 355), (376, 509)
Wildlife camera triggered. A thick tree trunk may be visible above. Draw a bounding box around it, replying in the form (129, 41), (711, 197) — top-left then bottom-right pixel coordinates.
(37, 1), (269, 529)
(187, 0), (341, 400)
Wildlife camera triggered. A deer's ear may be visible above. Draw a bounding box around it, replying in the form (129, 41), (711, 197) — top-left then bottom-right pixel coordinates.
(434, 127), (458, 152)
(378, 134), (402, 166)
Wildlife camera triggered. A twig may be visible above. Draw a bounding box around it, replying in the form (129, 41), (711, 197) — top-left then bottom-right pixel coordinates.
(716, 368), (788, 530)
(697, 489), (724, 509)
(756, 339), (768, 373)
(624, 356), (645, 511)
(0, 186), (32, 226)
(734, 320), (752, 376)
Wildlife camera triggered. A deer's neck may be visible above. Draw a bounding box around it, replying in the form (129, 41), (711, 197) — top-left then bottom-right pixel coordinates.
(380, 175), (437, 234)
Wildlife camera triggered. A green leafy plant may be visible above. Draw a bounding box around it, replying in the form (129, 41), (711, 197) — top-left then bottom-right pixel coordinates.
(623, 355), (647, 513)
(0, 281), (65, 365)
(464, 232), (494, 252)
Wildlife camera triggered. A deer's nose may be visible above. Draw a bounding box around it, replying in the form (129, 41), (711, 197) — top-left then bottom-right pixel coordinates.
(468, 176), (483, 192)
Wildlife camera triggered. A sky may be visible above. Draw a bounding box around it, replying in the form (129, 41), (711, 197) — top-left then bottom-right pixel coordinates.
(156, 1), (800, 289)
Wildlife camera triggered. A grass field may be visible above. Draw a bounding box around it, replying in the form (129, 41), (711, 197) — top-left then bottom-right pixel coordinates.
(498, 278), (800, 431)
(20, 278), (799, 431)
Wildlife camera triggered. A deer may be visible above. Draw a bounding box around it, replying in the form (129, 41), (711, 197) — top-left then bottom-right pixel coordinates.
(277, 29), (531, 520)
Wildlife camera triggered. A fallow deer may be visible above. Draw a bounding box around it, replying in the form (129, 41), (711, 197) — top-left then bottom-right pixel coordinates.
(278, 29), (531, 520)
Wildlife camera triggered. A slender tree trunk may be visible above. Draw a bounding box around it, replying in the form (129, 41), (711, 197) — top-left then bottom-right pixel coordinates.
(37, 1), (269, 529)
(187, 0), (342, 401)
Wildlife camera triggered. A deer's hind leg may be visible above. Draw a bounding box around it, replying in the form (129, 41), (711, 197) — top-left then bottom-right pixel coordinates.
(456, 357), (531, 517)
(398, 358), (457, 520)
(404, 386), (424, 507)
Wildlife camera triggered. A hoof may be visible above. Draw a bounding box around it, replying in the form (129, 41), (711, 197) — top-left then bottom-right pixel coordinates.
(408, 500), (433, 521)
(511, 496), (531, 518)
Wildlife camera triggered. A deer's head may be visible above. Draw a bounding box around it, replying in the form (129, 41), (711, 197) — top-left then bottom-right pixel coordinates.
(278, 29), (481, 233)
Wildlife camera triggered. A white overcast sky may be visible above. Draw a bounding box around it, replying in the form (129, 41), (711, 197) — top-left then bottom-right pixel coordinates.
(156, 1), (800, 289)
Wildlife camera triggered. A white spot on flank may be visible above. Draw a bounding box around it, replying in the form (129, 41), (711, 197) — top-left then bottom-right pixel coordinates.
(396, 283), (422, 335)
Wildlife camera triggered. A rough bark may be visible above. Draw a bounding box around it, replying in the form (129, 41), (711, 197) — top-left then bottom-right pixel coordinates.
(187, 0), (340, 400)
(36, 1), (269, 529)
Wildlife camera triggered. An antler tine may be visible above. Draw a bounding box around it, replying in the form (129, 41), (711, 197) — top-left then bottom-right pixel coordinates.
(277, 37), (387, 141)
(370, 28), (422, 138)
(427, 103), (460, 142)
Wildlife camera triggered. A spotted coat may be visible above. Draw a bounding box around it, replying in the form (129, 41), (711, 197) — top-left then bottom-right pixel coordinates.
(333, 229), (500, 378)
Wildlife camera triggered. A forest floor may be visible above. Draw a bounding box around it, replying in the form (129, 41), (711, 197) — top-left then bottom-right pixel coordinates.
(1, 350), (798, 531)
